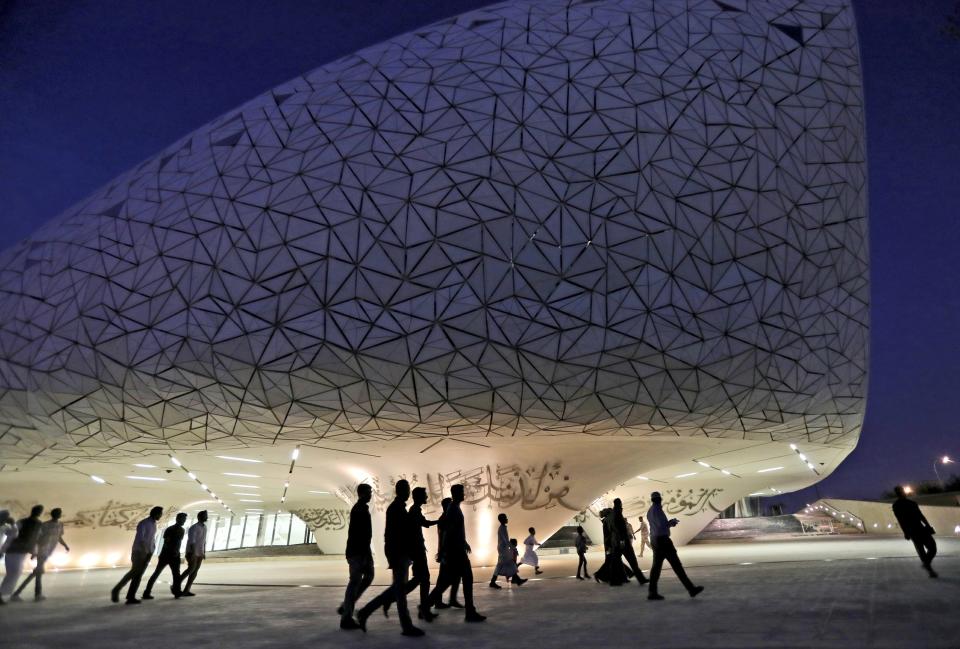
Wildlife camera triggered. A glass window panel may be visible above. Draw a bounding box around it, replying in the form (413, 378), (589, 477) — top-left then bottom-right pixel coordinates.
(242, 514), (260, 547)
(272, 514), (291, 545)
(228, 515), (245, 549)
(290, 514), (307, 546)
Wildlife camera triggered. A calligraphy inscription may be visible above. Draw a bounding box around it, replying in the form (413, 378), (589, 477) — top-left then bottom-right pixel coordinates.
(339, 462), (576, 515)
(290, 508), (350, 531)
(63, 501), (179, 530)
(625, 488), (726, 517)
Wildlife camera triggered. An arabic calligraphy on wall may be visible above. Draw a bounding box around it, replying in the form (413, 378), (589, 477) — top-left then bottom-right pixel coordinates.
(624, 489), (727, 517)
(62, 501), (180, 530)
(290, 508), (350, 531)
(338, 461), (577, 514)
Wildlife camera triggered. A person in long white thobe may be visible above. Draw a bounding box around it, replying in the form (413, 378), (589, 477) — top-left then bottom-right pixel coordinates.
(489, 514), (526, 588)
(522, 528), (543, 575)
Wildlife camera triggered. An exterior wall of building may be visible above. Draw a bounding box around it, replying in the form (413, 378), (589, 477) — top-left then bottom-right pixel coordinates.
(808, 498), (960, 538)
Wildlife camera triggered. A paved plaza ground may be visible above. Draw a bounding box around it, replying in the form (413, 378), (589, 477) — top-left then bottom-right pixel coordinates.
(2, 536), (958, 649)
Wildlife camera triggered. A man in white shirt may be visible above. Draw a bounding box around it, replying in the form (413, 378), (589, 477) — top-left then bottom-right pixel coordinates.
(13, 507), (70, 601)
(645, 492), (703, 601)
(181, 510), (208, 596)
(111, 506), (163, 605)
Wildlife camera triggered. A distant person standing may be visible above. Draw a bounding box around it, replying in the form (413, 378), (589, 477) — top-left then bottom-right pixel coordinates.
(522, 527), (543, 575)
(431, 497), (462, 609)
(637, 517), (651, 558)
(142, 512), (187, 599)
(0, 505), (44, 605)
(614, 498), (647, 586)
(645, 492), (703, 600)
(12, 507), (69, 601)
(430, 484), (486, 622)
(892, 485), (939, 577)
(356, 479), (423, 637)
(575, 525), (590, 580)
(181, 510), (208, 596)
(339, 484), (374, 630)
(111, 506), (163, 605)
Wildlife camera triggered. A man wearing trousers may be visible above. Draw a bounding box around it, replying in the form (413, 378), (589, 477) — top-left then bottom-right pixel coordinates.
(143, 512), (187, 599)
(181, 510), (208, 596)
(645, 492), (703, 601)
(111, 506), (163, 605)
(892, 485), (939, 577)
(12, 507), (70, 601)
(339, 484), (374, 630)
(0, 505), (44, 605)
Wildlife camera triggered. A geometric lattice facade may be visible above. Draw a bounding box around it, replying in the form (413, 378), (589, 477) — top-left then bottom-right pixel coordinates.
(0, 0), (868, 467)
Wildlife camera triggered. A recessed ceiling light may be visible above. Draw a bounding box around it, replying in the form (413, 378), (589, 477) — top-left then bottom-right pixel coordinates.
(720, 469), (731, 475)
(91, 475), (106, 484)
(308, 490), (330, 494)
(635, 476), (649, 481)
(229, 484), (259, 489)
(748, 492), (766, 496)
(216, 455), (263, 463)
(127, 476), (166, 481)
(233, 492), (259, 496)
(223, 473), (260, 478)
(239, 499), (263, 503)
(132, 463), (157, 468)
(697, 461), (710, 467)
(757, 466), (783, 473)
(171, 457), (182, 467)
(674, 472), (697, 478)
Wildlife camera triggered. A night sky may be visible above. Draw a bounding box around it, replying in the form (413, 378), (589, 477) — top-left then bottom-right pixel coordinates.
(1, 1), (958, 507)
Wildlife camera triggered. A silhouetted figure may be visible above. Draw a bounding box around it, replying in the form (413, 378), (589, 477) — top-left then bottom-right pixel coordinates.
(181, 510), (208, 596)
(339, 484), (374, 630)
(111, 506), (163, 605)
(489, 514), (526, 588)
(0, 505), (44, 604)
(646, 492), (703, 600)
(575, 525), (590, 580)
(431, 497), (463, 609)
(594, 507), (628, 585)
(12, 507), (69, 601)
(387, 486), (439, 622)
(614, 498), (648, 587)
(522, 527), (543, 575)
(429, 484), (486, 622)
(637, 517), (651, 558)
(356, 479), (423, 637)
(892, 485), (938, 577)
(0, 511), (15, 558)
(143, 512), (186, 599)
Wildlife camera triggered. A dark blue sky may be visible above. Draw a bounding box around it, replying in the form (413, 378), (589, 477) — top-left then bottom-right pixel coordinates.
(1, 1), (958, 505)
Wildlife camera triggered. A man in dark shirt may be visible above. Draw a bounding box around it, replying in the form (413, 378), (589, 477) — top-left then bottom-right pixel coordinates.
(431, 497), (462, 609)
(0, 504), (44, 604)
(429, 484), (486, 623)
(143, 512), (187, 599)
(339, 484), (374, 630)
(892, 485), (938, 577)
(390, 487), (438, 622)
(356, 480), (424, 637)
(613, 498), (648, 586)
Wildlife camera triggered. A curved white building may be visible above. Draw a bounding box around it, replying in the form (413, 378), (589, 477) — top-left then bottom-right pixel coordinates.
(0, 0), (867, 564)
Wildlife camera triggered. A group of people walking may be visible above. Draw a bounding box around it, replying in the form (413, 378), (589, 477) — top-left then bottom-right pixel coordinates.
(0, 506), (69, 604)
(109, 507), (208, 604)
(338, 480), (486, 637)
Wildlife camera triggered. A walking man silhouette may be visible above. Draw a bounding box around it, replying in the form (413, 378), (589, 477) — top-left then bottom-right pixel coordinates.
(339, 483), (374, 630)
(431, 497), (462, 609)
(143, 512), (186, 599)
(12, 507), (69, 601)
(181, 510), (207, 596)
(111, 506), (163, 604)
(645, 492), (703, 600)
(356, 479), (424, 637)
(614, 498), (648, 586)
(429, 484), (486, 622)
(490, 513), (526, 588)
(892, 485), (939, 577)
(575, 525), (590, 580)
(394, 486), (439, 622)
(0, 505), (44, 604)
